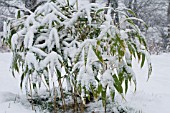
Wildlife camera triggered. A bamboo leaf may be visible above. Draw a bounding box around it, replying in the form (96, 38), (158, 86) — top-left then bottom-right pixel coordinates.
(110, 90), (115, 102)
(102, 89), (106, 107)
(147, 63), (152, 81)
(93, 46), (103, 63)
(17, 10), (21, 19)
(127, 9), (136, 17)
(97, 84), (102, 94)
(113, 74), (123, 94)
(125, 79), (128, 94)
(141, 53), (145, 68)
(96, 9), (104, 14)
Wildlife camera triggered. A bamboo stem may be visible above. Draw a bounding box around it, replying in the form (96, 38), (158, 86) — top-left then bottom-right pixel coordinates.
(53, 82), (57, 113)
(76, 0), (78, 10)
(80, 99), (84, 113)
(59, 80), (66, 112)
(29, 76), (34, 110)
(74, 88), (78, 112)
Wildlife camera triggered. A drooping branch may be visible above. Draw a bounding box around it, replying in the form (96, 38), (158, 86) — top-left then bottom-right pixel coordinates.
(0, 0), (47, 13)
(90, 0), (96, 3)
(168, 0), (170, 48)
(25, 0), (37, 9)
(0, 1), (20, 9)
(105, 0), (119, 26)
(30, 1), (47, 12)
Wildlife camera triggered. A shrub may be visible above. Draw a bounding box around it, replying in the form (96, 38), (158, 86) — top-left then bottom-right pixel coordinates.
(3, 0), (152, 112)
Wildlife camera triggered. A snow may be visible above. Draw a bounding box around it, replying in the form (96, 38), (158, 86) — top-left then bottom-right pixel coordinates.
(1, 0), (170, 112)
(123, 53), (170, 113)
(0, 52), (170, 113)
(25, 52), (39, 70)
(0, 53), (35, 113)
(49, 28), (60, 49)
(101, 69), (114, 89)
(3, 22), (7, 38)
(24, 28), (34, 49)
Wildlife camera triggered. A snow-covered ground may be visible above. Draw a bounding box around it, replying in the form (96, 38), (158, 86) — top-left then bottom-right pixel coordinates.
(125, 53), (170, 113)
(0, 53), (35, 113)
(0, 53), (170, 113)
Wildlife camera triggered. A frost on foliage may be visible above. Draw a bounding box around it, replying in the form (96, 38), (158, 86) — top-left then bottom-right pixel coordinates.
(24, 28), (34, 49)
(30, 47), (47, 57)
(25, 52), (38, 70)
(11, 28), (27, 50)
(101, 69), (114, 90)
(4, 0), (151, 111)
(78, 66), (95, 90)
(49, 28), (60, 49)
(73, 44), (97, 89)
(3, 22), (7, 38)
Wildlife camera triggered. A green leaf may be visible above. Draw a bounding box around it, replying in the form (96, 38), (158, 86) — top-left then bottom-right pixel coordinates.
(101, 89), (106, 107)
(12, 61), (19, 73)
(33, 83), (36, 89)
(110, 90), (115, 102)
(17, 10), (21, 19)
(56, 68), (62, 80)
(118, 72), (124, 85)
(87, 91), (91, 101)
(128, 43), (136, 58)
(11, 54), (20, 74)
(141, 38), (147, 48)
(127, 9), (136, 17)
(125, 79), (128, 94)
(97, 84), (102, 94)
(144, 23), (148, 29)
(74, 51), (81, 64)
(78, 17), (88, 22)
(12, 70), (15, 78)
(112, 74), (123, 94)
(97, 40), (101, 45)
(9, 29), (16, 47)
(20, 66), (28, 89)
(141, 53), (145, 68)
(95, 75), (100, 82)
(96, 9), (104, 14)
(93, 46), (103, 63)
(38, 26), (45, 31)
(127, 19), (135, 26)
(114, 84), (123, 94)
(137, 52), (141, 61)
(20, 73), (25, 89)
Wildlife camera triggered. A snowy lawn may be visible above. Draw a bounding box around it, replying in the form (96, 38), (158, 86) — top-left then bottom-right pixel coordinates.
(0, 52), (170, 113)
(0, 53), (35, 113)
(124, 53), (170, 113)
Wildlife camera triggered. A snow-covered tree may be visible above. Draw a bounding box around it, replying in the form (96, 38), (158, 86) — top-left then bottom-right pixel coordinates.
(168, 0), (170, 49)
(3, 0), (152, 112)
(89, 0), (96, 3)
(25, 0), (37, 9)
(124, 0), (169, 53)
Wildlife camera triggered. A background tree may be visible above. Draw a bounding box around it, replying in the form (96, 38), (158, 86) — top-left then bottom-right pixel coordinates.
(90, 0), (96, 3)
(124, 0), (168, 54)
(168, 0), (170, 50)
(0, 0), (46, 51)
(25, 0), (37, 9)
